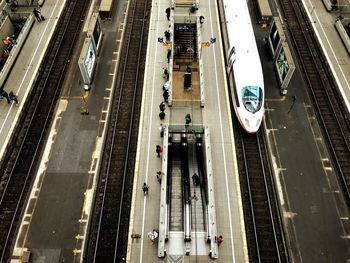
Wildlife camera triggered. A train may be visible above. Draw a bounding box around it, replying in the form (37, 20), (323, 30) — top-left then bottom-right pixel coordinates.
(223, 0), (265, 133)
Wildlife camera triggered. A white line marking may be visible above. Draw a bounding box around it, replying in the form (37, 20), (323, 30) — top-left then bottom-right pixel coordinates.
(208, 0), (235, 261)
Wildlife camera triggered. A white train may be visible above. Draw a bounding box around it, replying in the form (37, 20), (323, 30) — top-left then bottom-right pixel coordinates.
(223, 0), (265, 133)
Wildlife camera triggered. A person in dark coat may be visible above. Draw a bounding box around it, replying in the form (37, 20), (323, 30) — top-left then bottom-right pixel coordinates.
(165, 7), (170, 21)
(159, 111), (165, 120)
(156, 145), (162, 157)
(167, 49), (171, 63)
(1, 89), (10, 104)
(163, 90), (169, 102)
(9, 91), (18, 105)
(33, 8), (45, 22)
(159, 101), (166, 112)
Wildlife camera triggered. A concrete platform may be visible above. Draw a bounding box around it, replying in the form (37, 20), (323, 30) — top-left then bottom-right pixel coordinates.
(127, 0), (247, 261)
(0, 0), (66, 162)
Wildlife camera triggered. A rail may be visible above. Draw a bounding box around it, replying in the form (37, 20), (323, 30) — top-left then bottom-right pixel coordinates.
(84, 0), (151, 260)
(278, 0), (350, 205)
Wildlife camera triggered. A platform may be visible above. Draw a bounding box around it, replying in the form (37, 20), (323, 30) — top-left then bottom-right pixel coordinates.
(127, 0), (247, 261)
(0, 0), (66, 163)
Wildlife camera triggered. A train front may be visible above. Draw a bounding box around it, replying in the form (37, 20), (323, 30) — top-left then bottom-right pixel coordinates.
(236, 84), (264, 133)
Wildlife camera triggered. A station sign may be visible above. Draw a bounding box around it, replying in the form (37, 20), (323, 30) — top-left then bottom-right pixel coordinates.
(87, 13), (103, 55)
(78, 37), (97, 84)
(267, 17), (285, 59)
(274, 40), (295, 91)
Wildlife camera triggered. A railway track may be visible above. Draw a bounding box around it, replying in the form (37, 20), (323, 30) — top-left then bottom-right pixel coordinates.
(234, 123), (289, 262)
(0, 0), (88, 260)
(84, 0), (151, 261)
(277, 0), (350, 204)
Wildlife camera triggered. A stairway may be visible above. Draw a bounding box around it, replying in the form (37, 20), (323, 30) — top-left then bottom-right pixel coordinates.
(170, 164), (183, 231)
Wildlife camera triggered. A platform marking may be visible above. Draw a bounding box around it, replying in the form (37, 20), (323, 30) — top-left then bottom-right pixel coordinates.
(209, 0), (236, 260)
(0, 0), (63, 137)
(302, 0), (350, 111)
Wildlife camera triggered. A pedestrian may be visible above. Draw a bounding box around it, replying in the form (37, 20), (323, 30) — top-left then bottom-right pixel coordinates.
(159, 101), (166, 112)
(156, 171), (163, 183)
(1, 90), (10, 104)
(192, 173), (199, 186)
(167, 49), (171, 63)
(165, 7), (171, 21)
(163, 90), (169, 102)
(33, 8), (45, 22)
(143, 182), (149, 195)
(159, 111), (165, 120)
(200, 15), (205, 24)
(163, 81), (170, 91)
(217, 235), (223, 246)
(9, 91), (18, 105)
(159, 124), (165, 137)
(185, 113), (191, 127)
(162, 67), (169, 80)
(156, 145), (162, 157)
(164, 29), (170, 41)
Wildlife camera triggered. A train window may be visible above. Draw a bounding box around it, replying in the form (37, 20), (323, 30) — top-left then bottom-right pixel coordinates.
(228, 46), (236, 70)
(241, 86), (263, 113)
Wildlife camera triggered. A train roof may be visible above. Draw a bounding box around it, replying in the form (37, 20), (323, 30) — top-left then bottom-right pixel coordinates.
(224, 0), (264, 88)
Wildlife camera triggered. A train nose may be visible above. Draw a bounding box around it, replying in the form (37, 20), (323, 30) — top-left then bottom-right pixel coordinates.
(244, 117), (261, 133)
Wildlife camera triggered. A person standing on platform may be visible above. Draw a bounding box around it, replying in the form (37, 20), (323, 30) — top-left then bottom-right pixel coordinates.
(216, 235), (224, 246)
(9, 91), (18, 105)
(167, 49), (171, 63)
(33, 8), (45, 22)
(162, 67), (169, 80)
(163, 90), (169, 103)
(185, 113), (191, 128)
(1, 89), (10, 104)
(159, 124), (166, 137)
(165, 7), (171, 21)
(159, 111), (165, 120)
(159, 101), (166, 112)
(156, 145), (163, 157)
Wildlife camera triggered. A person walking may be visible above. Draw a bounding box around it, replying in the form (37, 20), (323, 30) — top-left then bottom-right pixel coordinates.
(156, 145), (162, 157)
(9, 91), (18, 105)
(143, 182), (149, 195)
(156, 171), (163, 183)
(33, 8), (45, 22)
(165, 7), (171, 21)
